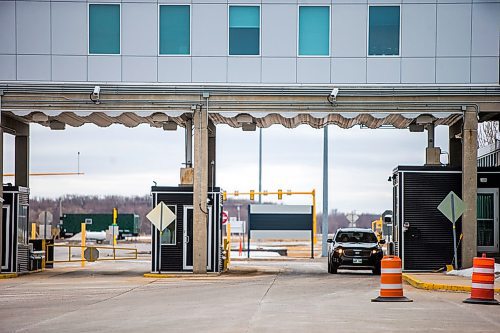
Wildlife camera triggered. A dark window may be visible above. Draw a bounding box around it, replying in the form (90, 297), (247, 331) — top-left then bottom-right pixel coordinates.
(335, 231), (378, 243)
(368, 6), (400, 56)
(229, 6), (260, 56)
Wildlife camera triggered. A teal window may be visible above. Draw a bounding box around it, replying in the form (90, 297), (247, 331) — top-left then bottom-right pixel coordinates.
(298, 6), (330, 56)
(159, 5), (190, 55)
(161, 205), (177, 245)
(368, 6), (400, 56)
(229, 6), (260, 56)
(89, 4), (120, 54)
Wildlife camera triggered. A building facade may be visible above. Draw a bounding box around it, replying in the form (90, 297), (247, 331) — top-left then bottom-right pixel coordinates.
(0, 0), (499, 85)
(478, 139), (500, 167)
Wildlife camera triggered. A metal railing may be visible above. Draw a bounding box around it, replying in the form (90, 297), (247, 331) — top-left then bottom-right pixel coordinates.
(45, 244), (138, 264)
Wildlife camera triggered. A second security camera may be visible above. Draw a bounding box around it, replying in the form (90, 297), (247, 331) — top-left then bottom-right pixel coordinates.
(92, 86), (101, 100)
(330, 87), (339, 99)
(90, 86), (101, 104)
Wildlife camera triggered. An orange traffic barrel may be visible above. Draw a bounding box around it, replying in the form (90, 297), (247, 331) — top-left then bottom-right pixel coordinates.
(463, 253), (499, 305)
(372, 256), (412, 302)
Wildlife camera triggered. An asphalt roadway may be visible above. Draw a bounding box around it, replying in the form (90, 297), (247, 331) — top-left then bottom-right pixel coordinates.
(1, 259), (499, 333)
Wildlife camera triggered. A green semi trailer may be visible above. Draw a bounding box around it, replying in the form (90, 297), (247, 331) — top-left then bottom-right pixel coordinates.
(60, 213), (140, 239)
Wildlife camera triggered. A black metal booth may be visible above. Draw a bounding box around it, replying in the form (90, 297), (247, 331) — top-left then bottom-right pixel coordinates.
(2, 185), (30, 273)
(393, 166), (500, 271)
(150, 186), (222, 273)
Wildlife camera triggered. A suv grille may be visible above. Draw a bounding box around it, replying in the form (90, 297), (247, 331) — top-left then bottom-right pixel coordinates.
(344, 249), (371, 257)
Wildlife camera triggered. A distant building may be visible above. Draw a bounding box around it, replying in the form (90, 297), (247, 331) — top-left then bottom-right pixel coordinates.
(478, 139), (500, 167)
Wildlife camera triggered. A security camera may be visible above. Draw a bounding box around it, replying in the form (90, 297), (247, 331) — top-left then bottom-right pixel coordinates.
(92, 86), (100, 99)
(330, 88), (339, 99)
(90, 86), (101, 104)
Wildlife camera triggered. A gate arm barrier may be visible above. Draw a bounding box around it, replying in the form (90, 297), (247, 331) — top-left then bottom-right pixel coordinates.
(45, 244), (138, 264)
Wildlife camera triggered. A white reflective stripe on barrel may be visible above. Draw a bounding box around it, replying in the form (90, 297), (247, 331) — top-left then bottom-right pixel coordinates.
(380, 284), (403, 290)
(471, 283), (494, 290)
(473, 267), (495, 274)
(381, 268), (402, 274)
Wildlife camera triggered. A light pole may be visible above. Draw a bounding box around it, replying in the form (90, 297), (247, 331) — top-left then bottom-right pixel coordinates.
(322, 126), (329, 257)
(258, 128), (262, 203)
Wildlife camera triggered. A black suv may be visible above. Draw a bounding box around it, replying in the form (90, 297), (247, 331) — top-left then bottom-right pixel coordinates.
(327, 228), (385, 275)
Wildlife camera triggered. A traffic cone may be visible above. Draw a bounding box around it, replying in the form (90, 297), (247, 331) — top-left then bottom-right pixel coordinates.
(372, 256), (413, 302)
(463, 253), (499, 305)
(239, 238), (243, 257)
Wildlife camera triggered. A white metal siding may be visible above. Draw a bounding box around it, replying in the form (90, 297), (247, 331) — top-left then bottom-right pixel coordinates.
(0, 1), (498, 84)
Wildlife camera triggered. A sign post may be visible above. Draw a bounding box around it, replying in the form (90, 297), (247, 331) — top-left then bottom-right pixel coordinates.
(112, 208), (118, 247)
(146, 202), (176, 274)
(438, 191), (466, 270)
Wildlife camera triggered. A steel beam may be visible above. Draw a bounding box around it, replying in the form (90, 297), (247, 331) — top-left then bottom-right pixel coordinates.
(185, 118), (192, 167)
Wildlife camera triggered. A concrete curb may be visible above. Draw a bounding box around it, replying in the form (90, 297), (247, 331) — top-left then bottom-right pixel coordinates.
(144, 272), (221, 279)
(0, 273), (18, 279)
(402, 273), (500, 293)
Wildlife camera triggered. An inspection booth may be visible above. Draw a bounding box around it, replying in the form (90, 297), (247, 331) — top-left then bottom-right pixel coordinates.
(150, 186), (223, 273)
(392, 166), (500, 271)
(2, 185), (30, 274)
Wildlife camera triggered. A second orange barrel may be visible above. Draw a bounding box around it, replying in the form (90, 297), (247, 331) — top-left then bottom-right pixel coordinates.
(464, 254), (499, 305)
(372, 256), (412, 302)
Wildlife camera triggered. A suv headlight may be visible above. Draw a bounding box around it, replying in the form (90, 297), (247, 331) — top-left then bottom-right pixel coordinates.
(372, 248), (381, 254)
(335, 248), (343, 254)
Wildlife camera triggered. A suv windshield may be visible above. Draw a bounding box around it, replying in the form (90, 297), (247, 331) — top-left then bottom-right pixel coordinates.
(335, 231), (378, 243)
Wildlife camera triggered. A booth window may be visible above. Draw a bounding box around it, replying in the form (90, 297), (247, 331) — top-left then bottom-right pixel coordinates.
(229, 6), (260, 56)
(161, 205), (177, 245)
(89, 4), (121, 54)
(368, 6), (400, 56)
(17, 205), (28, 245)
(159, 5), (190, 55)
(298, 6), (330, 56)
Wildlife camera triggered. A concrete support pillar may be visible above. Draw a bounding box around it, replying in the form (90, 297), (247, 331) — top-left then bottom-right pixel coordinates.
(208, 120), (216, 189)
(193, 105), (208, 274)
(15, 134), (29, 188)
(449, 120), (463, 167)
(3, 115), (30, 188)
(461, 108), (478, 268)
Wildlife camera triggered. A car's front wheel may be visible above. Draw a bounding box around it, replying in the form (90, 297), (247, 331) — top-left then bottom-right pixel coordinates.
(328, 259), (338, 274)
(372, 265), (381, 275)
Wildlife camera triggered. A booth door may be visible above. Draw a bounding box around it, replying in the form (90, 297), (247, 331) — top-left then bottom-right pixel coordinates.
(477, 188), (499, 253)
(183, 206), (212, 270)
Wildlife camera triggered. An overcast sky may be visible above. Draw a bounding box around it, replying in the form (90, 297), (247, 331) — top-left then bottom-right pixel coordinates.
(3, 122), (450, 214)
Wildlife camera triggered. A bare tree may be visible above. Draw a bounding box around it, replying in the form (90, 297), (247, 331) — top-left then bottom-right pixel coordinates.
(478, 121), (499, 148)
